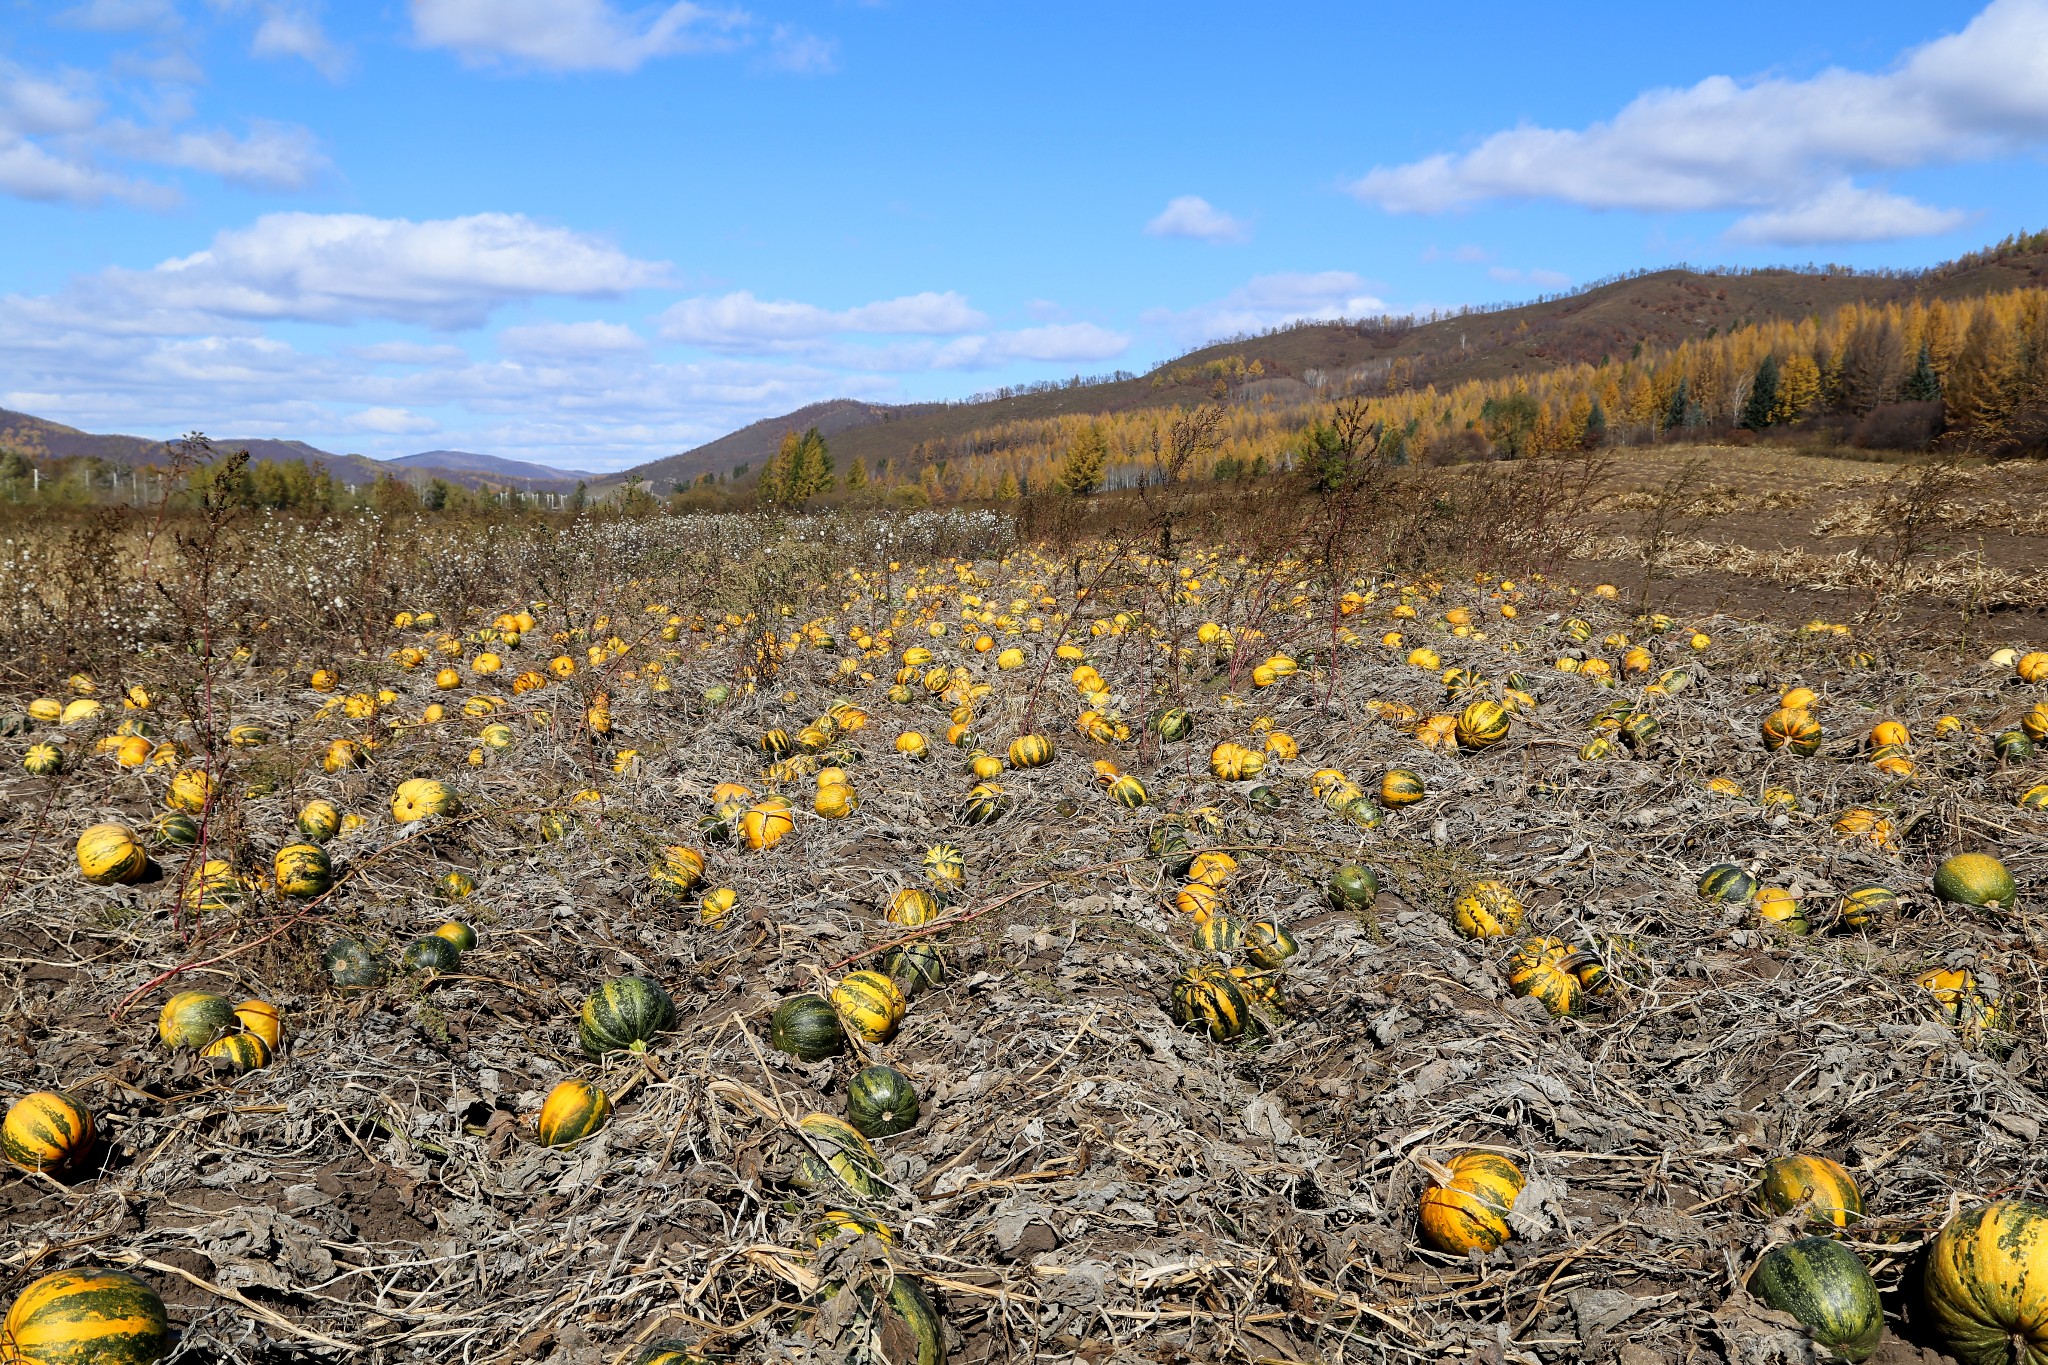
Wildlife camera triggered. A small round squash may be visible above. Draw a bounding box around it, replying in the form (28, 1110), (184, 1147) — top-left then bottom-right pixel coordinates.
(845, 1065), (921, 1139)
(432, 921), (476, 951)
(1924, 1199), (2048, 1365)
(1328, 863), (1381, 910)
(881, 942), (946, 996)
(1756, 1155), (1863, 1230)
(2, 1092), (97, 1175)
(322, 937), (386, 991)
(578, 975), (674, 1057)
(1453, 881), (1525, 939)
(1932, 853), (2017, 910)
(77, 824), (148, 886)
(790, 1112), (886, 1201)
(295, 799), (341, 842)
(391, 778), (459, 824)
(1750, 1237), (1883, 1363)
(158, 991), (236, 1049)
(1454, 700), (1511, 752)
(1418, 1151), (1525, 1254)
(1243, 921), (1299, 970)
(536, 1079), (611, 1148)
(769, 994), (844, 1062)
(831, 970), (907, 1044)
(400, 935), (461, 974)
(1696, 863), (1757, 904)
(0, 1267), (171, 1365)
(1170, 964), (1254, 1042)
(201, 1031), (271, 1075)
(272, 842), (333, 899)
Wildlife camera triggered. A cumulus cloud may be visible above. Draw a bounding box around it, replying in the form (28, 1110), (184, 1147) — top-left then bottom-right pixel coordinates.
(1144, 195), (1250, 244)
(410, 0), (751, 73)
(657, 289), (988, 351)
(1349, 0), (2048, 243)
(0, 53), (326, 206)
(1143, 271), (1387, 348)
(79, 212), (677, 329)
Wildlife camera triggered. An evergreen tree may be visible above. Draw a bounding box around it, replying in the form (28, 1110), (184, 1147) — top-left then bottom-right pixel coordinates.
(995, 469), (1019, 500)
(1772, 354), (1822, 424)
(1663, 377), (1691, 432)
(1582, 401), (1607, 449)
(1742, 355), (1780, 430)
(1902, 343), (1942, 402)
(845, 454), (868, 491)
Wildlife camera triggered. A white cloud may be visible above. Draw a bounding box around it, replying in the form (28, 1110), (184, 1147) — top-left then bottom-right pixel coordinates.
(498, 319), (646, 355)
(1421, 243), (1490, 264)
(1349, 0), (2048, 244)
(1726, 182), (1969, 244)
(349, 340), (469, 365)
(981, 323), (1129, 364)
(410, 0), (751, 73)
(208, 1), (353, 79)
(657, 289), (987, 351)
(1143, 271), (1386, 348)
(1144, 194), (1250, 244)
(0, 53), (326, 206)
(346, 406), (440, 434)
(94, 212), (675, 328)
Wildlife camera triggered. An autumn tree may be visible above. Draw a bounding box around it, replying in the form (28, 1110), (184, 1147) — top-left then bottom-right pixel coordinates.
(1057, 423), (1108, 496)
(1772, 354), (1821, 424)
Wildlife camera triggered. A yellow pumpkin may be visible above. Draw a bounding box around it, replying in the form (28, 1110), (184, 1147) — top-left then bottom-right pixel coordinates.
(1007, 733), (1054, 768)
(165, 767), (214, 814)
(76, 823), (148, 886)
(1756, 1155), (1862, 1230)
(233, 1000), (284, 1051)
(536, 1079), (611, 1148)
(741, 797), (796, 850)
(1418, 1151), (1525, 1253)
(273, 842), (334, 899)
(831, 970), (907, 1043)
(201, 1032), (271, 1074)
(1506, 937), (1579, 1016)
(0, 1268), (170, 1365)
(2, 1091), (96, 1174)
(392, 778), (459, 823)
(1924, 1200), (2048, 1365)
(1452, 881), (1525, 939)
(1209, 741), (1264, 781)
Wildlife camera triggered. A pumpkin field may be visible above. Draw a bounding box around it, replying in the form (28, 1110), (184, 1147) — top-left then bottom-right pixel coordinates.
(4, 497), (2048, 1365)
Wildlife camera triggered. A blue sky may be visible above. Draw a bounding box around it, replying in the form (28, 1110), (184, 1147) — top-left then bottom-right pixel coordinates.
(2, 0), (2044, 471)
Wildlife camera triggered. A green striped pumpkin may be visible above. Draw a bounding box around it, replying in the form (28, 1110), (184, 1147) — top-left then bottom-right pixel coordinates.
(577, 975), (674, 1058)
(881, 942), (946, 997)
(1243, 921), (1299, 970)
(1191, 914), (1241, 953)
(1932, 853), (2017, 911)
(0, 1268), (171, 1365)
(1328, 863), (1380, 910)
(1697, 864), (1757, 904)
(1837, 884), (1897, 931)
(845, 1065), (920, 1140)
(769, 994), (844, 1061)
(1170, 964), (1254, 1042)
(791, 1112), (886, 1201)
(1750, 1237), (1883, 1363)
(815, 1277), (942, 1365)
(627, 1344), (712, 1365)
(157, 991), (236, 1050)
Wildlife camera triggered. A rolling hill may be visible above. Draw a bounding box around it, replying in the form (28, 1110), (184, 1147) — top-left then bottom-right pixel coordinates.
(614, 232), (2048, 489)
(383, 449), (598, 482)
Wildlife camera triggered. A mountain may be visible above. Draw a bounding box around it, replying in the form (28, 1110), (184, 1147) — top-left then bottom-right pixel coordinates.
(615, 232), (2048, 488)
(383, 449), (599, 482)
(622, 399), (905, 491)
(0, 408), (356, 470)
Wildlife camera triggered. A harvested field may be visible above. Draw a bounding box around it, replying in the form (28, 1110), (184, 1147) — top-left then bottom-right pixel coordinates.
(3, 503), (2047, 1365)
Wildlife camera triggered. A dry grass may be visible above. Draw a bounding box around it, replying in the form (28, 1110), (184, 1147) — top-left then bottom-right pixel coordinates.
(2, 504), (2047, 1365)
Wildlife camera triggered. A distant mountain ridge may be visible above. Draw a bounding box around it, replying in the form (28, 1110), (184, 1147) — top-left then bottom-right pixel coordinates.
(382, 449), (599, 482)
(0, 409), (592, 492)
